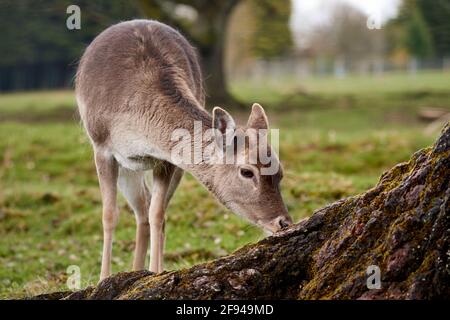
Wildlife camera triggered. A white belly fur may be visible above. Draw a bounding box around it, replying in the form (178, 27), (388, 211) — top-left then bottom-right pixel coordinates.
(109, 125), (169, 171)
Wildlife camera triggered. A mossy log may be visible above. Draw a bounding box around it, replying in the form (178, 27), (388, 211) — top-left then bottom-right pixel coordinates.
(34, 124), (450, 300)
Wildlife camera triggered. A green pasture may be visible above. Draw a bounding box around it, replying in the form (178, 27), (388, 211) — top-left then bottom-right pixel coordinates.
(0, 71), (449, 298)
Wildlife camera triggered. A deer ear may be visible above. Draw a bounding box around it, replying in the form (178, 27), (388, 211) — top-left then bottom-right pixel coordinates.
(247, 103), (269, 130)
(212, 106), (236, 148)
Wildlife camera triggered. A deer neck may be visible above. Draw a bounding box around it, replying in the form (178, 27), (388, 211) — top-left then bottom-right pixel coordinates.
(153, 100), (217, 189)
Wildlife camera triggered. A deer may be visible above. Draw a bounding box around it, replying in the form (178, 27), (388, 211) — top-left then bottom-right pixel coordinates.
(75, 20), (293, 281)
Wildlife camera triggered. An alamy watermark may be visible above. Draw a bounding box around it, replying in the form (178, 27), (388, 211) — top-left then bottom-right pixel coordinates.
(366, 265), (381, 289)
(366, 14), (382, 30)
(170, 122), (280, 175)
(66, 5), (81, 30)
(66, 265), (81, 290)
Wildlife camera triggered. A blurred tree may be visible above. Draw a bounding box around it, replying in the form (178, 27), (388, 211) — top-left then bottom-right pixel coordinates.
(416, 0), (450, 57)
(386, 0), (433, 59)
(225, 0), (256, 77)
(0, 0), (293, 105)
(404, 4), (434, 58)
(136, 0), (292, 107)
(225, 0), (293, 81)
(0, 0), (140, 91)
(329, 5), (384, 61)
(305, 3), (385, 70)
(250, 0), (293, 58)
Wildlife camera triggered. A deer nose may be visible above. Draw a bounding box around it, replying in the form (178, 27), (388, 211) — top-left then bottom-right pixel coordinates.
(276, 216), (292, 230)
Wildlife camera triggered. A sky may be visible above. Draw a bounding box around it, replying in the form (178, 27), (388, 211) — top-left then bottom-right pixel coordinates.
(290, 0), (403, 47)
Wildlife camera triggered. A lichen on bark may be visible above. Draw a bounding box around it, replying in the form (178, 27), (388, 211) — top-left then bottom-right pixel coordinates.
(32, 124), (450, 300)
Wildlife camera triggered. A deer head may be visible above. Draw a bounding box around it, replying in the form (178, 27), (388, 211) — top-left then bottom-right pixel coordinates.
(206, 103), (293, 234)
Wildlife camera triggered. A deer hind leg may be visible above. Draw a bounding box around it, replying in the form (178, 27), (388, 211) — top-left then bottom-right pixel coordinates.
(95, 149), (119, 281)
(149, 163), (176, 273)
(118, 167), (151, 271)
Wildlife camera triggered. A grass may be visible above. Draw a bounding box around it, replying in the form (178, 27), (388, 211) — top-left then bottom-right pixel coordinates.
(0, 90), (76, 113)
(0, 71), (449, 298)
(230, 70), (450, 104)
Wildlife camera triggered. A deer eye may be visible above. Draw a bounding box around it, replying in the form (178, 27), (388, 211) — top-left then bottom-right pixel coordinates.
(240, 168), (254, 179)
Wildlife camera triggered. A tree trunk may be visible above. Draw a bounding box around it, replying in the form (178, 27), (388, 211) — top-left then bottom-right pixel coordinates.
(32, 124), (450, 300)
(197, 1), (244, 109)
(201, 34), (235, 108)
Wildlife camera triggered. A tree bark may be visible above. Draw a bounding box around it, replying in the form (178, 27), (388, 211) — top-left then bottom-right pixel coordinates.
(32, 124), (450, 300)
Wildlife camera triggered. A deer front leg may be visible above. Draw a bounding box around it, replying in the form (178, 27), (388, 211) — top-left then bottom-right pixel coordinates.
(149, 164), (174, 273)
(95, 149), (119, 281)
(157, 167), (183, 271)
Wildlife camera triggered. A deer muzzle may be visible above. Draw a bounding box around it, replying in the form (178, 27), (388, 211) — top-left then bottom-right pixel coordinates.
(263, 215), (293, 234)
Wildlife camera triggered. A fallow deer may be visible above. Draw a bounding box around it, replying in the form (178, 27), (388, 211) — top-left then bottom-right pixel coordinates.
(75, 20), (292, 280)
